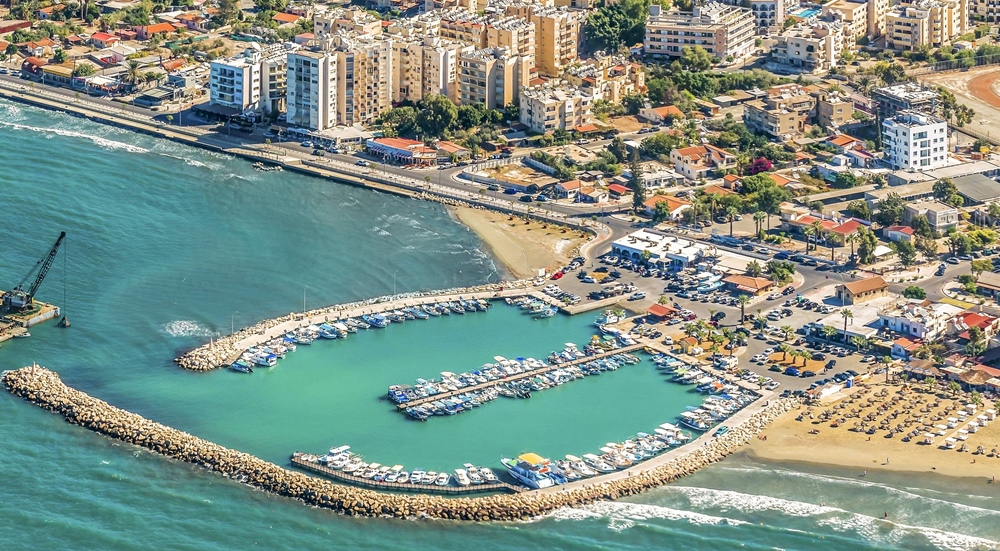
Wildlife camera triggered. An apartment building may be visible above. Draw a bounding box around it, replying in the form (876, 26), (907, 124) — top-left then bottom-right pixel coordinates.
(821, 0), (869, 43)
(871, 83), (939, 117)
(503, 4), (580, 77)
(209, 45), (263, 111)
(885, 0), (968, 50)
(771, 20), (844, 72)
(644, 3), (755, 60)
(973, 0), (1000, 22)
(391, 36), (473, 104)
(457, 47), (529, 109)
(720, 0), (784, 33)
(260, 43), (298, 114)
(519, 83), (593, 134)
(743, 83), (816, 139)
(882, 110), (949, 170)
(286, 49), (338, 131)
(562, 54), (646, 103)
(815, 90), (853, 128)
(331, 33), (394, 127)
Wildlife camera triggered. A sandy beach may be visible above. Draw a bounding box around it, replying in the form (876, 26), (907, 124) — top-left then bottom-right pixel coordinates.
(746, 382), (1000, 481)
(452, 206), (589, 279)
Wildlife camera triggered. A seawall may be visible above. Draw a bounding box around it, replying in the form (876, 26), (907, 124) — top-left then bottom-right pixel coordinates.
(3, 365), (797, 521)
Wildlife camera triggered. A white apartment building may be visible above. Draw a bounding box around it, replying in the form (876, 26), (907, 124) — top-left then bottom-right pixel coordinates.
(882, 110), (949, 170)
(329, 33), (394, 127)
(391, 36), (473, 104)
(822, 0), (890, 40)
(519, 83), (593, 134)
(771, 20), (844, 72)
(286, 49), (338, 131)
(457, 47), (529, 109)
(878, 300), (963, 340)
(721, 0), (784, 33)
(886, 0), (969, 50)
(260, 43), (299, 114)
(644, 3), (755, 60)
(209, 44), (262, 112)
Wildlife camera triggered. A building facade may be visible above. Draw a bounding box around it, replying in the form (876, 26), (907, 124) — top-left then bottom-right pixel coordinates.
(644, 3), (755, 60)
(504, 4), (579, 77)
(743, 83), (816, 139)
(209, 45), (262, 112)
(457, 47), (529, 109)
(519, 83), (593, 134)
(286, 49), (338, 131)
(771, 21), (845, 72)
(882, 110), (949, 170)
(885, 0), (969, 50)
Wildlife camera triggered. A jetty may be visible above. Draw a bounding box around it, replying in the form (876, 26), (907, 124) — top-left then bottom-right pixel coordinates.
(397, 342), (644, 410)
(290, 453), (524, 495)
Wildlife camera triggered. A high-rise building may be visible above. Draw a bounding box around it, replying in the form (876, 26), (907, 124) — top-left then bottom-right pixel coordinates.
(720, 0), (784, 34)
(391, 36), (473, 104)
(209, 44), (262, 112)
(330, 33), (394, 127)
(771, 20), (845, 73)
(644, 3), (755, 60)
(503, 4), (580, 77)
(519, 83), (593, 134)
(457, 47), (529, 109)
(286, 49), (338, 131)
(882, 110), (949, 170)
(872, 83), (940, 117)
(885, 0), (968, 50)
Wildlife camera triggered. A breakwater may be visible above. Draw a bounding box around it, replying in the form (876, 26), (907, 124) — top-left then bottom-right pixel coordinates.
(3, 365), (797, 521)
(176, 282), (541, 371)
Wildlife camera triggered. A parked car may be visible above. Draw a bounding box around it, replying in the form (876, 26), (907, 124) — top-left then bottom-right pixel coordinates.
(784, 367), (801, 376)
(355, 160), (370, 167)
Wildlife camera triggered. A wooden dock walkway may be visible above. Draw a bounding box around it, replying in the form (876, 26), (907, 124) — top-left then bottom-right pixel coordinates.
(396, 343), (645, 410)
(291, 453), (525, 494)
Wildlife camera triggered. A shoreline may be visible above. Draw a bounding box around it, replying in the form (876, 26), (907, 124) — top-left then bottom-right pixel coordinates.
(2, 365), (796, 521)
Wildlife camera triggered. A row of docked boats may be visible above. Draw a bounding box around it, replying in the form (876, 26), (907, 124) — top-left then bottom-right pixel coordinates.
(391, 343), (639, 420)
(501, 425), (692, 489)
(300, 446), (499, 488)
(230, 300), (490, 373)
(651, 353), (759, 432)
(506, 296), (557, 320)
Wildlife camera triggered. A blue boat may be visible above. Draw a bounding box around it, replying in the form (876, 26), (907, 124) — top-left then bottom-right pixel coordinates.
(317, 324), (340, 339)
(231, 360), (253, 374)
(362, 314), (390, 328)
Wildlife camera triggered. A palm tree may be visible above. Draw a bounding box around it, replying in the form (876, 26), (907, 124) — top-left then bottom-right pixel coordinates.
(881, 356), (893, 382)
(802, 225), (815, 252)
(780, 325), (793, 341)
(753, 211), (766, 240)
(726, 206), (739, 237)
(778, 343), (793, 362)
(971, 390), (983, 407)
(857, 75), (874, 94)
(810, 220), (825, 253)
(926, 377), (938, 394)
(708, 342), (721, 358)
(721, 327), (735, 357)
(794, 349), (809, 366)
(708, 308), (717, 323)
(846, 231), (859, 260)
(947, 381), (961, 396)
(124, 60), (142, 88)
(850, 335), (868, 352)
(988, 202), (1000, 227)
(746, 260), (762, 277)
(840, 308), (854, 343)
(821, 325), (838, 341)
(737, 294), (751, 324)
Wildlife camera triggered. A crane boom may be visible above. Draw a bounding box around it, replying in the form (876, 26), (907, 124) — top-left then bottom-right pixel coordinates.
(3, 231), (65, 311)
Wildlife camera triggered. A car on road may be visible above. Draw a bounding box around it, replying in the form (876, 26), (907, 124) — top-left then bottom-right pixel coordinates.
(355, 160), (370, 166)
(801, 370), (816, 377)
(784, 367), (800, 376)
(582, 276), (596, 283)
(812, 352), (826, 361)
(946, 256), (961, 264)
(300, 140), (314, 148)
(769, 365), (782, 372)
(774, 251), (790, 260)
(487, 184), (501, 191)
(519, 194), (534, 202)
(262, 130), (277, 138)
(628, 292), (646, 301)
(574, 138), (591, 145)
(959, 254), (974, 261)
(767, 292), (781, 300)
(503, 187), (518, 195)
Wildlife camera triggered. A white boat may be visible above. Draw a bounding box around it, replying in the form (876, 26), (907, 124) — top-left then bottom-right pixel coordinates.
(463, 463), (484, 484)
(501, 453), (555, 489)
(454, 469), (471, 486)
(13, 332), (30, 338)
(434, 472), (451, 486)
(421, 471), (436, 485)
(479, 467), (498, 483)
(410, 470), (424, 484)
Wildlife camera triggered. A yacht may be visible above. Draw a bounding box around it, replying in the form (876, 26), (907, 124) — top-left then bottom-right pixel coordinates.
(463, 463), (484, 485)
(454, 469), (471, 486)
(13, 332), (30, 338)
(479, 467), (498, 483)
(593, 311), (622, 327)
(434, 472), (451, 486)
(421, 471), (436, 485)
(410, 470), (424, 484)
(252, 352), (277, 367)
(500, 453), (555, 489)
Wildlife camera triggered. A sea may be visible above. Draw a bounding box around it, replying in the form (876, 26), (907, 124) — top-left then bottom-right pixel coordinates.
(1, 99), (999, 550)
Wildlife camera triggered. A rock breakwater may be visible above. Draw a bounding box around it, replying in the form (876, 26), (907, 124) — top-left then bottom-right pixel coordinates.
(3, 365), (797, 521)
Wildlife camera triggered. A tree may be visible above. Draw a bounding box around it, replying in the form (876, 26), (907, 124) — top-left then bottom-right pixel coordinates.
(503, 103), (519, 123)
(840, 308), (853, 342)
(778, 343), (793, 362)
(971, 259), (993, 280)
(902, 285), (926, 299)
(628, 150), (646, 213)
(967, 326), (987, 357)
(416, 94), (458, 139)
(856, 226), (878, 265)
(834, 172), (857, 189)
(894, 239), (917, 266)
(124, 59), (143, 87)
(753, 211), (766, 239)
(850, 335), (868, 352)
(746, 260), (762, 277)
(846, 231), (860, 259)
(948, 381), (961, 396)
(726, 205), (739, 237)
(846, 200), (871, 221)
(933, 178), (957, 201)
(737, 294), (751, 324)
(988, 202), (1000, 227)
(53, 49), (68, 63)
(584, 0), (651, 52)
(680, 45), (714, 71)
(915, 236), (939, 259)
(747, 157), (772, 175)
(71, 64), (96, 77)
(809, 220), (824, 252)
(874, 192), (906, 226)
(456, 104), (484, 130)
(821, 325), (838, 341)
(949, 233), (972, 256)
(780, 325), (793, 341)
(608, 137), (628, 163)
(909, 214), (933, 239)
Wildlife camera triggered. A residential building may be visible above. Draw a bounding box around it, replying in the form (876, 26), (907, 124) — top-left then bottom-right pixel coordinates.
(638, 104), (684, 124)
(260, 43), (298, 114)
(209, 45), (262, 112)
(743, 83), (816, 139)
(503, 4), (580, 77)
(835, 276), (889, 305)
(882, 110), (949, 170)
(748, 0), (785, 34)
(871, 83), (939, 117)
(642, 195), (693, 220)
(286, 49), (338, 131)
(328, 33), (394, 126)
(771, 20), (844, 73)
(973, 0), (1000, 22)
(953, 311), (1000, 340)
(904, 199), (959, 231)
(669, 144), (737, 180)
(436, 11), (537, 69)
(821, 0), (869, 42)
(519, 83), (593, 134)
(885, 225), (915, 242)
(975, 271), (1000, 299)
(885, 0), (969, 51)
(391, 36), (473, 104)
(878, 300), (963, 341)
(644, 3), (755, 60)
(457, 47), (529, 109)
(89, 32), (119, 49)
(134, 22), (175, 41)
(313, 8), (383, 38)
(563, 55), (646, 103)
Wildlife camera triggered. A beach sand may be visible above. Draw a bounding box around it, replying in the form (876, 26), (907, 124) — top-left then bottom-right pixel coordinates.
(746, 383), (1000, 481)
(452, 207), (589, 279)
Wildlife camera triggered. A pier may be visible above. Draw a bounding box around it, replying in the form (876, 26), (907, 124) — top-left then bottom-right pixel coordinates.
(396, 342), (645, 410)
(290, 453), (525, 495)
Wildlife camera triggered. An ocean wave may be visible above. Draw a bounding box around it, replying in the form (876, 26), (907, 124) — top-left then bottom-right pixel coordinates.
(551, 500), (750, 528)
(157, 153), (212, 168)
(162, 320), (219, 338)
(676, 486), (840, 517)
(0, 121), (149, 153)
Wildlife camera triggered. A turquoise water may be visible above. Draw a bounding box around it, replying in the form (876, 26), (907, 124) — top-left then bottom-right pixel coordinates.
(2, 99), (1000, 550)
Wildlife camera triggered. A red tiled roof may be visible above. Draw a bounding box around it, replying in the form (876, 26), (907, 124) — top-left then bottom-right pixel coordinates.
(143, 23), (176, 34)
(435, 140), (468, 153)
(843, 276), (888, 295)
(973, 364), (1000, 378)
(827, 135), (860, 148)
(374, 137), (424, 149)
(894, 337), (921, 350)
(722, 174), (740, 183)
(272, 12), (302, 23)
(769, 173), (793, 186)
(722, 274), (773, 291)
(648, 304), (676, 317)
(162, 58), (185, 71)
(831, 219), (863, 235)
(652, 105), (683, 118)
(92, 32), (117, 42)
(574, 123), (599, 133)
(607, 184), (629, 195)
(643, 195), (690, 211)
(558, 179), (582, 190)
(702, 185), (735, 196)
(886, 225), (915, 235)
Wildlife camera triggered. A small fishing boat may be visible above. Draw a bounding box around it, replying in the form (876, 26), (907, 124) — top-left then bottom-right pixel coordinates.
(231, 360), (253, 374)
(13, 332), (30, 338)
(454, 469), (471, 486)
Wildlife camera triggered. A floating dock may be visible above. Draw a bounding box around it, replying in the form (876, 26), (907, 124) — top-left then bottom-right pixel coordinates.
(397, 343), (645, 410)
(291, 453), (525, 495)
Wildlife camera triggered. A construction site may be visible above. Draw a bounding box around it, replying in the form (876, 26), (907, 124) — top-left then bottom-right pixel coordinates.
(1, 231), (67, 344)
